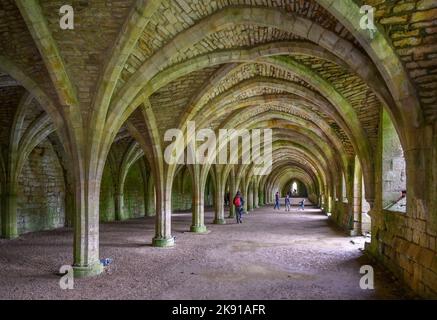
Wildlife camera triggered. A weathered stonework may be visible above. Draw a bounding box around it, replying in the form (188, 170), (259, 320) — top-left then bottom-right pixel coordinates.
(17, 140), (65, 234)
(366, 0), (437, 122)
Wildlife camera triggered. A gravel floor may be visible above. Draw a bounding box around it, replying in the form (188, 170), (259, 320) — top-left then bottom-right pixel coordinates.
(0, 204), (410, 300)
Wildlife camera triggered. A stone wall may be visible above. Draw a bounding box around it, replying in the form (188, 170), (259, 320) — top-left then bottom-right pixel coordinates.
(370, 207), (437, 297)
(171, 169), (192, 212)
(369, 0), (437, 122)
(205, 178), (214, 208)
(17, 140), (66, 234)
(123, 162), (145, 219)
(367, 111), (437, 298)
(99, 160), (147, 221)
(172, 193), (192, 212)
(331, 200), (351, 231)
(326, 109), (437, 297)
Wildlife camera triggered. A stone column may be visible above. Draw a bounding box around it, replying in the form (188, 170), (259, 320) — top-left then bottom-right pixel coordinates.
(254, 182), (259, 208)
(191, 190), (207, 232)
(65, 188), (75, 227)
(264, 185), (269, 204)
(248, 185), (253, 211)
(213, 166), (226, 225)
(146, 174), (155, 216)
(152, 179), (174, 247)
(191, 165), (207, 233)
(191, 195), (207, 232)
(321, 194), (327, 212)
(228, 169), (236, 218)
(243, 180), (249, 213)
(214, 192), (226, 224)
(73, 178), (103, 278)
(264, 186), (268, 204)
(139, 164), (151, 217)
(259, 185), (264, 206)
(328, 194), (333, 213)
(352, 158), (362, 236)
(266, 185), (271, 204)
(115, 192), (124, 221)
(1, 192), (18, 239)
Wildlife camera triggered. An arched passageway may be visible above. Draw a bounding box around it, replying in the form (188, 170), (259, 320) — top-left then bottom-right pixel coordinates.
(0, 0), (436, 299)
(282, 179), (308, 198)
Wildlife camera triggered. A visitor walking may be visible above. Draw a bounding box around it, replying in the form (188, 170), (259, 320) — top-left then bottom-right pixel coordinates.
(285, 194), (291, 211)
(298, 198), (305, 211)
(233, 191), (244, 224)
(274, 192), (280, 210)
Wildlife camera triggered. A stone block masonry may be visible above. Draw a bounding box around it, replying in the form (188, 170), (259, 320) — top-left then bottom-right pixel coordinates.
(17, 141), (65, 234)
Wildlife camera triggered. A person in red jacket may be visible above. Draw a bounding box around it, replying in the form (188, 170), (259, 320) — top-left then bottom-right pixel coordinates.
(233, 191), (244, 224)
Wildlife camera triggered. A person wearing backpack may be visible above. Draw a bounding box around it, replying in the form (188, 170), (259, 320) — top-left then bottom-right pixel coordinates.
(233, 191), (244, 224)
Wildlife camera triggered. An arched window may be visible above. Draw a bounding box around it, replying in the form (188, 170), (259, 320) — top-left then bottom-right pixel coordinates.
(362, 177), (371, 235)
(382, 109), (406, 213)
(292, 181), (298, 196)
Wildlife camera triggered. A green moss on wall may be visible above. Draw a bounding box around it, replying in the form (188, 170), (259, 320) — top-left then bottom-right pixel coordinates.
(99, 162), (115, 222)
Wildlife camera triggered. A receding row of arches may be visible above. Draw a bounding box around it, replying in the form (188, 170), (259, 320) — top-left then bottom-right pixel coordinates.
(1, 104), (406, 240)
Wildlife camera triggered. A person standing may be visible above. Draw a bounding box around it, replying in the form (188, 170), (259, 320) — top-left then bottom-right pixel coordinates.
(285, 194), (291, 211)
(274, 192), (280, 210)
(233, 191), (244, 224)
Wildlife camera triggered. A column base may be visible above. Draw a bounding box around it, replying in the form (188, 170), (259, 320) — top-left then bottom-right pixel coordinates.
(349, 230), (359, 237)
(152, 236), (175, 247)
(213, 218), (226, 225)
(73, 262), (104, 278)
(1, 233), (19, 240)
(190, 225), (208, 233)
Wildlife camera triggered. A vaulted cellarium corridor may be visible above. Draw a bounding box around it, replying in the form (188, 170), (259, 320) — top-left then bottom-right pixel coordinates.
(0, 0), (436, 300)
